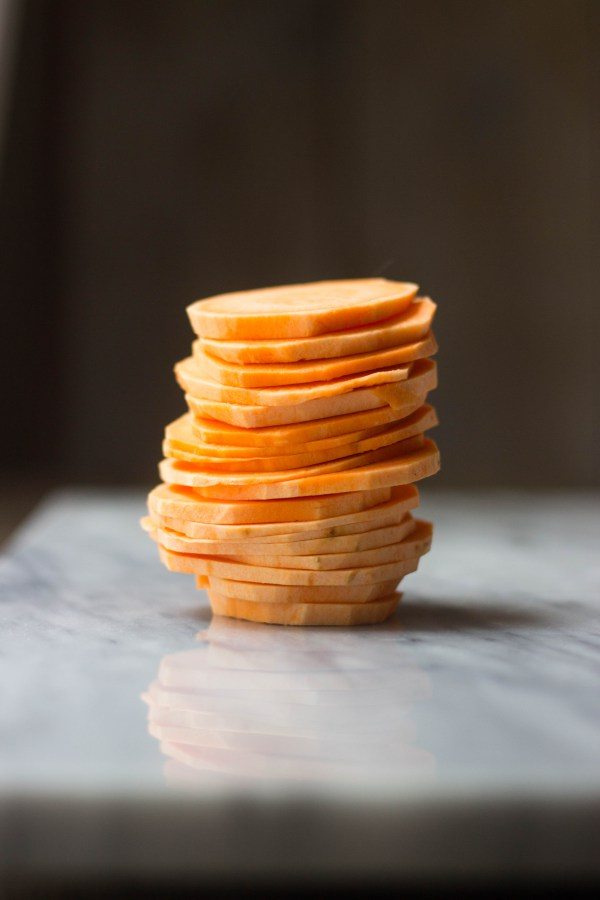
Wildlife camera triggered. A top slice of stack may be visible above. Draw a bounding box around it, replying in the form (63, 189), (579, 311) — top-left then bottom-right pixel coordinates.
(144, 278), (441, 626)
(186, 278), (418, 339)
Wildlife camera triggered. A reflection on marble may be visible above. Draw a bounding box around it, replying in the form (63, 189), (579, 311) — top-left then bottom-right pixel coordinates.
(143, 616), (434, 785)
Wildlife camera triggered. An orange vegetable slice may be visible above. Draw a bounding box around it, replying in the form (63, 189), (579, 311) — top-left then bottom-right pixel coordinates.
(225, 533), (426, 571)
(198, 576), (400, 604)
(191, 392), (429, 447)
(185, 358), (436, 428)
(150, 485), (417, 540)
(164, 405), (437, 471)
(192, 332), (437, 388)
(160, 434), (425, 490)
(156, 534), (415, 574)
(145, 515), (416, 559)
(175, 357), (412, 407)
(161, 437), (439, 500)
(186, 278), (417, 340)
(200, 297), (435, 363)
(181, 413), (413, 457)
(148, 519), (430, 571)
(147, 483), (393, 526)
(151, 521), (432, 581)
(207, 592), (402, 626)
(158, 541), (422, 584)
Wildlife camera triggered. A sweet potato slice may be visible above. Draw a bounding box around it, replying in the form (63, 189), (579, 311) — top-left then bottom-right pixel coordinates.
(148, 519), (430, 572)
(147, 483), (393, 526)
(158, 542), (422, 584)
(226, 530), (427, 570)
(182, 412), (413, 456)
(164, 405), (437, 471)
(146, 515), (416, 558)
(186, 279), (417, 340)
(192, 332), (437, 388)
(175, 356), (412, 407)
(201, 297), (436, 363)
(157, 512), (409, 545)
(170, 412), (393, 459)
(159, 434), (425, 489)
(198, 576), (400, 604)
(154, 522), (431, 584)
(207, 592), (401, 626)
(156, 508), (410, 545)
(185, 359), (436, 427)
(191, 393), (429, 447)
(162, 437), (439, 499)
(150, 485), (417, 540)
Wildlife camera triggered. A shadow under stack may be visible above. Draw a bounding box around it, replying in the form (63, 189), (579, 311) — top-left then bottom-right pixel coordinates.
(142, 279), (440, 625)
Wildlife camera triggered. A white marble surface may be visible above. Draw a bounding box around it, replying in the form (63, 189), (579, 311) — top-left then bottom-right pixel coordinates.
(1, 489), (599, 883)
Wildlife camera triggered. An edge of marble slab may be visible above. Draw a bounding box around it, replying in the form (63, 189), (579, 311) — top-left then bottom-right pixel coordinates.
(0, 800), (598, 882)
(1, 783), (599, 880)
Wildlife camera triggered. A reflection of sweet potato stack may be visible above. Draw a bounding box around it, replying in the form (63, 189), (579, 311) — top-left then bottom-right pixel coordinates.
(143, 617), (434, 785)
(141, 279), (440, 625)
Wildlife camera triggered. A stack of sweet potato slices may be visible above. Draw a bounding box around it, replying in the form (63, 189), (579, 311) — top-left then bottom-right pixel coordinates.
(142, 278), (440, 625)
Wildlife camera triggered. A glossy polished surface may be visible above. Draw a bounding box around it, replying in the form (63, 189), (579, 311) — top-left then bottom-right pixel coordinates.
(144, 619), (435, 787)
(1, 489), (599, 880)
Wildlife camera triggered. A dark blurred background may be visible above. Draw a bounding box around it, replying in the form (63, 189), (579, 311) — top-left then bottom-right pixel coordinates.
(0, 0), (597, 524)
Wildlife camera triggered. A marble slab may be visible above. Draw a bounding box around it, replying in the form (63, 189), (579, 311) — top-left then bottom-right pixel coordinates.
(0, 489), (599, 883)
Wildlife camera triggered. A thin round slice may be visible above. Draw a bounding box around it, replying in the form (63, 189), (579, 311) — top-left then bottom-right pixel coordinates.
(181, 412), (406, 457)
(150, 485), (417, 540)
(199, 577), (400, 604)
(201, 297), (436, 363)
(156, 507), (410, 545)
(158, 543), (422, 584)
(207, 592), (402, 626)
(192, 332), (437, 387)
(186, 278), (417, 340)
(224, 532), (425, 571)
(163, 438), (439, 500)
(164, 405), (437, 472)
(148, 483), (392, 526)
(149, 520), (431, 572)
(175, 357), (411, 407)
(148, 516), (415, 557)
(185, 359), (436, 427)
(173, 413), (394, 459)
(146, 516), (416, 559)
(159, 434), (425, 489)
(191, 392), (429, 447)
